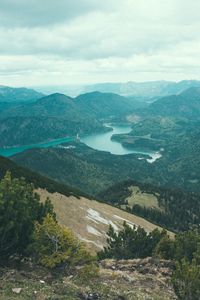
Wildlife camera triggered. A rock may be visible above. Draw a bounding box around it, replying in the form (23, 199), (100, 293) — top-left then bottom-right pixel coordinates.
(78, 292), (99, 299)
(87, 293), (99, 299)
(39, 280), (45, 284)
(12, 287), (22, 294)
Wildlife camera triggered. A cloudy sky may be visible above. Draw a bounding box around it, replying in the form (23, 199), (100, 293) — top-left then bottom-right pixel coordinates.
(1, 0), (200, 87)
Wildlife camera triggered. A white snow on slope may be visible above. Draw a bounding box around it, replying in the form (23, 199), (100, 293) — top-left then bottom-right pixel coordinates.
(86, 208), (118, 231)
(87, 225), (102, 236)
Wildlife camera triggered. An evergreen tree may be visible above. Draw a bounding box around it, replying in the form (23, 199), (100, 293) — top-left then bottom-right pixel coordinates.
(0, 172), (54, 261)
(98, 222), (167, 260)
(154, 235), (175, 259)
(172, 258), (200, 300)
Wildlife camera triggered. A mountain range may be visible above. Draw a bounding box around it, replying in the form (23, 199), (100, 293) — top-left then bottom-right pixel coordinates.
(39, 79), (200, 98)
(0, 85), (44, 102)
(0, 91), (137, 147)
(147, 87), (200, 118)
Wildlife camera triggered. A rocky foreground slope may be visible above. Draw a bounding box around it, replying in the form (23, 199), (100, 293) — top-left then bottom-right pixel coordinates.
(0, 257), (176, 300)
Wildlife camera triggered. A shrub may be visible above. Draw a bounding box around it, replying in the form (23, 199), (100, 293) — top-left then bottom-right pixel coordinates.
(98, 222), (167, 260)
(31, 214), (92, 269)
(172, 258), (200, 300)
(154, 235), (175, 259)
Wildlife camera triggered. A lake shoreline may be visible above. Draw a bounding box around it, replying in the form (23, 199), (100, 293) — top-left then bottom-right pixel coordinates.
(0, 124), (162, 163)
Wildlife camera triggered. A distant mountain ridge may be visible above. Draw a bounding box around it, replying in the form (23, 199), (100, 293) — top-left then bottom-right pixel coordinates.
(82, 80), (200, 97)
(0, 85), (44, 102)
(148, 87), (200, 118)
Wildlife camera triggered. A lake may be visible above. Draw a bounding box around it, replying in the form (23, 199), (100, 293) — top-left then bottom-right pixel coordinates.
(0, 136), (74, 157)
(81, 124), (135, 155)
(0, 124), (161, 163)
(81, 124), (162, 162)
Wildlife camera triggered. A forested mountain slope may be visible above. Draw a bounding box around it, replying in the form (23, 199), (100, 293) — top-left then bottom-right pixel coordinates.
(12, 141), (200, 232)
(0, 155), (90, 198)
(0, 93), (108, 147)
(0, 91), (137, 147)
(75, 91), (135, 119)
(148, 87), (200, 118)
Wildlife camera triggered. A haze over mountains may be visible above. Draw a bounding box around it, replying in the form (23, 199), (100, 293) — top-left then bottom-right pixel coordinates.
(36, 79), (200, 98)
(0, 85), (44, 102)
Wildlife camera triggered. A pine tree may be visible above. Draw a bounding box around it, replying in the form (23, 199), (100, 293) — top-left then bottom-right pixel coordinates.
(0, 172), (54, 261)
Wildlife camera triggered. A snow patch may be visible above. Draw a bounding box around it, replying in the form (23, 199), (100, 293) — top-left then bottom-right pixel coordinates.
(86, 208), (118, 231)
(87, 225), (102, 236)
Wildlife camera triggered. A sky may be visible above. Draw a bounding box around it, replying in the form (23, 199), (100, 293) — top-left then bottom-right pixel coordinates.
(1, 0), (200, 87)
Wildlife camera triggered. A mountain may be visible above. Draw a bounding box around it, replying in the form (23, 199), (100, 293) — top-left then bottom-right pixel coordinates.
(0, 85), (44, 102)
(0, 154), (170, 253)
(0, 93), (108, 147)
(11, 141), (145, 196)
(0, 91), (137, 147)
(148, 87), (200, 118)
(0, 155), (90, 198)
(11, 139), (200, 232)
(75, 91), (135, 119)
(82, 80), (200, 97)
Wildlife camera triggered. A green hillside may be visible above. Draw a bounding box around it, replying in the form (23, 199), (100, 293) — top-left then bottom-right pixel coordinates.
(0, 155), (90, 199)
(148, 87), (200, 118)
(11, 140), (200, 232)
(0, 93), (108, 147)
(0, 91), (137, 147)
(75, 91), (135, 119)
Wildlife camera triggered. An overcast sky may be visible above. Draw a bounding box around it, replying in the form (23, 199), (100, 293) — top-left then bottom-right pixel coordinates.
(1, 0), (200, 87)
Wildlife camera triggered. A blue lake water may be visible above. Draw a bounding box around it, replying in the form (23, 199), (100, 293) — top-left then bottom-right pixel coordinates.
(0, 136), (74, 157)
(0, 124), (161, 161)
(81, 124), (156, 157)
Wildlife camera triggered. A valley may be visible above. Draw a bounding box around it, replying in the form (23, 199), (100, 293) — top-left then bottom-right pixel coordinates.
(0, 123), (159, 159)
(1, 83), (200, 299)
(2, 1), (200, 298)
(3, 84), (200, 235)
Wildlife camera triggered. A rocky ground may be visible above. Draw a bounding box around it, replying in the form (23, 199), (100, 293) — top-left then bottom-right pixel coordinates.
(0, 257), (176, 300)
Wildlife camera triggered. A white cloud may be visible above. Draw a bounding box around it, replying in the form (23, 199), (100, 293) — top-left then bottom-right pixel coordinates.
(0, 0), (200, 85)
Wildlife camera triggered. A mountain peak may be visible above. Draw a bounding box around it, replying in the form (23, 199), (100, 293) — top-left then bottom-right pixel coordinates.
(37, 93), (73, 105)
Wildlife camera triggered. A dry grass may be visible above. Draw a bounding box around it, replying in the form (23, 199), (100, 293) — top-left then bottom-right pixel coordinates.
(125, 186), (160, 210)
(37, 189), (173, 253)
